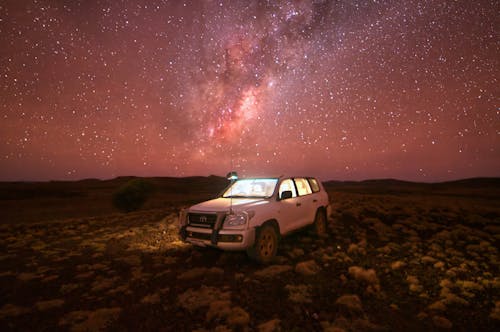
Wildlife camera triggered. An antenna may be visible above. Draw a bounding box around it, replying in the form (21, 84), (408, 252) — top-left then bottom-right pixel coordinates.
(230, 156), (233, 214)
(229, 156), (234, 214)
(226, 169), (238, 214)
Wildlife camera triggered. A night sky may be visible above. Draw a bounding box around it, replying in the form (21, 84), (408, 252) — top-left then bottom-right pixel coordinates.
(1, 0), (498, 182)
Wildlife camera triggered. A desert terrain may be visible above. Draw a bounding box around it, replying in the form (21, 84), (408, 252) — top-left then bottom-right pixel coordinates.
(0, 176), (499, 331)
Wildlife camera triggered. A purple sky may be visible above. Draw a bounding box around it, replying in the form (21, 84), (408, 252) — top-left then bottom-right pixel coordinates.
(1, 0), (498, 181)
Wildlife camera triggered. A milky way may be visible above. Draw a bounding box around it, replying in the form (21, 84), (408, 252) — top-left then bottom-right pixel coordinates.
(0, 0), (498, 181)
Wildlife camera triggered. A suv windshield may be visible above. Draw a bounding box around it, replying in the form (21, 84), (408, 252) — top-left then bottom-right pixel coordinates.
(222, 178), (278, 198)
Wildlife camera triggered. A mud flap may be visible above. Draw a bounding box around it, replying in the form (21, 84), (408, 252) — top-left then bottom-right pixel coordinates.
(179, 226), (187, 240)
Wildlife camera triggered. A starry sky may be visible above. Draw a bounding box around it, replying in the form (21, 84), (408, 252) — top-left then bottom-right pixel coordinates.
(0, 0), (498, 182)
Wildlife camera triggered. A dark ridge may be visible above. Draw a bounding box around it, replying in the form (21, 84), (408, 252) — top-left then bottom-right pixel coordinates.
(323, 177), (500, 199)
(432, 177), (500, 188)
(0, 175), (228, 201)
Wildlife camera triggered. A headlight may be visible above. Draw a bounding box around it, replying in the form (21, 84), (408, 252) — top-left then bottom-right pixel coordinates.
(225, 211), (254, 227)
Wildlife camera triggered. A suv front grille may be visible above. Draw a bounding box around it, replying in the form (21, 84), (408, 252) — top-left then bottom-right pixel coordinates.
(187, 213), (218, 229)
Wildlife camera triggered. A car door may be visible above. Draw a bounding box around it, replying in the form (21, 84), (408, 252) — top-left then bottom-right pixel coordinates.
(293, 178), (316, 227)
(276, 178), (307, 234)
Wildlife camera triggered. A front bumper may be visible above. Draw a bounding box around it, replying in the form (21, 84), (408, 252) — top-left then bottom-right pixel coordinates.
(181, 226), (256, 251)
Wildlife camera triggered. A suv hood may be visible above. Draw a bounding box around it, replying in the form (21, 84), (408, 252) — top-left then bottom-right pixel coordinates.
(189, 197), (268, 213)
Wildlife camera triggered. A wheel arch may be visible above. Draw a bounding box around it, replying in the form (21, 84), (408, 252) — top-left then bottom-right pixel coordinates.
(258, 219), (281, 237)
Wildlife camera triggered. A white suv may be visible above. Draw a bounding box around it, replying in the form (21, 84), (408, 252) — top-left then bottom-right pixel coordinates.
(179, 174), (331, 263)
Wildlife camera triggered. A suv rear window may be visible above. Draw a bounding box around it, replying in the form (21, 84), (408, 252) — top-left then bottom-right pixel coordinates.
(294, 178), (312, 196)
(308, 178), (320, 193)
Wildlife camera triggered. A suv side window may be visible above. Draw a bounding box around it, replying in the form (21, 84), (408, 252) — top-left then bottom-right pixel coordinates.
(308, 178), (320, 193)
(279, 179), (297, 198)
(294, 178), (312, 196)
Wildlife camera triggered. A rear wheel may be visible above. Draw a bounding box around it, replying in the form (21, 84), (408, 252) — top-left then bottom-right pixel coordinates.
(247, 224), (278, 264)
(314, 209), (327, 237)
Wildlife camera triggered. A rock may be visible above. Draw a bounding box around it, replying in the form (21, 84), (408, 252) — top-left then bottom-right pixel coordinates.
(176, 267), (223, 280)
(348, 266), (379, 285)
(456, 280), (484, 292)
(490, 301), (500, 320)
(295, 260), (321, 276)
(107, 284), (130, 295)
(389, 303), (399, 311)
(321, 321), (347, 332)
(290, 248), (305, 259)
(406, 275), (419, 285)
(0, 304), (30, 319)
(347, 243), (360, 254)
(17, 272), (38, 281)
(258, 319), (281, 332)
(406, 275), (423, 293)
(42, 275), (59, 283)
(118, 255), (141, 266)
(409, 283), (423, 293)
(432, 315), (453, 329)
(35, 299), (65, 311)
(214, 325), (232, 332)
(141, 293), (161, 304)
(206, 300), (232, 322)
(390, 261), (406, 270)
(439, 279), (453, 288)
(177, 267), (208, 280)
(254, 265), (292, 278)
(428, 301), (446, 311)
(352, 318), (384, 331)
(335, 294), (363, 312)
(285, 284), (312, 303)
(440, 290), (469, 306)
(60, 283), (80, 294)
(178, 286), (231, 311)
(434, 261), (445, 269)
(421, 256), (437, 264)
(91, 277), (120, 292)
(59, 307), (122, 331)
(417, 312), (428, 320)
(227, 307), (250, 327)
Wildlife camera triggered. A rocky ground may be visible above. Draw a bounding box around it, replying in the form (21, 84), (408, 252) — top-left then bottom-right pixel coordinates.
(0, 187), (499, 331)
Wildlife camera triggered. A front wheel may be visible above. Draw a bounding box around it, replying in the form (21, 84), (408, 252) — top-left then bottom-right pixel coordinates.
(247, 224), (278, 264)
(313, 209), (327, 237)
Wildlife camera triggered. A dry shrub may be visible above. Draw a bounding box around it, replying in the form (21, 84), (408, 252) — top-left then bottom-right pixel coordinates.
(112, 179), (154, 212)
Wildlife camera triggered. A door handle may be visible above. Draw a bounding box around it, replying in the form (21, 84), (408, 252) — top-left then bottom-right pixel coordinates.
(313, 199), (317, 203)
(296, 203), (301, 207)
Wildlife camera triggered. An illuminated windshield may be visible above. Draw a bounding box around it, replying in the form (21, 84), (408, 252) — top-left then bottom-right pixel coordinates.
(222, 178), (278, 198)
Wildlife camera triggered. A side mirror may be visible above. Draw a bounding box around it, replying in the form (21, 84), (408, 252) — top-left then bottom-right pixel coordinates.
(226, 171), (238, 181)
(280, 190), (293, 200)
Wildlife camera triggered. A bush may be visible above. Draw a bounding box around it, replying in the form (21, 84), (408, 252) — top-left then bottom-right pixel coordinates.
(112, 179), (154, 212)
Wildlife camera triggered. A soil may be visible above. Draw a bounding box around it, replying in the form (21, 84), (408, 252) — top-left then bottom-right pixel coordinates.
(0, 177), (499, 331)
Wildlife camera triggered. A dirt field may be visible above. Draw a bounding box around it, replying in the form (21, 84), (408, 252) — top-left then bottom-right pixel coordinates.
(0, 177), (499, 331)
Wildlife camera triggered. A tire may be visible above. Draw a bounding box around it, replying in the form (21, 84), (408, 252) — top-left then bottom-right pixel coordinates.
(247, 224), (279, 264)
(313, 209), (327, 237)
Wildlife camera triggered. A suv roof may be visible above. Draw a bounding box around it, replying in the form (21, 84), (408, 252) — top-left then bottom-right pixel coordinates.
(236, 175), (318, 180)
